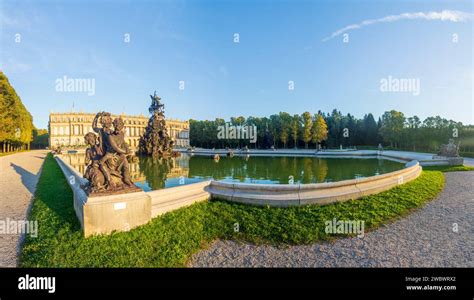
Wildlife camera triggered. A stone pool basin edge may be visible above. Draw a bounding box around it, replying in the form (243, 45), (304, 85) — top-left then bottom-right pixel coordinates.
(206, 160), (422, 207)
(54, 154), (423, 236)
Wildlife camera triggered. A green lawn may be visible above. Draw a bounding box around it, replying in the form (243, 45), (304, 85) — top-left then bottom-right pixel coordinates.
(422, 165), (474, 172)
(21, 154), (445, 267)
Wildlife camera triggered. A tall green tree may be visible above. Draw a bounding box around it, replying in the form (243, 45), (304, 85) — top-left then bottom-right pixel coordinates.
(0, 71), (34, 151)
(362, 113), (378, 145)
(290, 114), (301, 148)
(302, 112), (312, 149)
(31, 129), (49, 149)
(379, 110), (405, 148)
(269, 114), (280, 147)
(311, 113), (328, 148)
(405, 115), (421, 151)
(279, 112), (291, 148)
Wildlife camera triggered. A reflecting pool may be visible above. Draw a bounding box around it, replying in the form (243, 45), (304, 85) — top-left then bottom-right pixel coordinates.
(62, 153), (405, 192)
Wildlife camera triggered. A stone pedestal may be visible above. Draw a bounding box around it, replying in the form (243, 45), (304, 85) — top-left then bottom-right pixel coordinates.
(432, 156), (464, 166)
(83, 191), (151, 237)
(55, 155), (152, 237)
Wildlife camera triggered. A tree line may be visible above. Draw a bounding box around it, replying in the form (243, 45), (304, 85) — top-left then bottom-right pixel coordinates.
(1, 71), (472, 156)
(0, 72), (48, 153)
(189, 109), (474, 155)
(0, 72), (34, 153)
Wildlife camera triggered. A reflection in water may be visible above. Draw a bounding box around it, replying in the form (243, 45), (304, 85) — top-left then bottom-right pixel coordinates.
(62, 153), (404, 192)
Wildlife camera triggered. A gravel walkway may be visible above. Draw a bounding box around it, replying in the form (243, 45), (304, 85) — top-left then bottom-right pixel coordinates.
(0, 150), (48, 267)
(191, 171), (474, 267)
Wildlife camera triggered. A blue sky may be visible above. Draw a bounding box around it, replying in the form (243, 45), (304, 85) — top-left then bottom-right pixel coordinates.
(1, 0), (472, 129)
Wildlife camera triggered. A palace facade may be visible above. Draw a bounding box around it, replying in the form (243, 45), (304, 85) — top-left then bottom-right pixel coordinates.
(48, 112), (190, 149)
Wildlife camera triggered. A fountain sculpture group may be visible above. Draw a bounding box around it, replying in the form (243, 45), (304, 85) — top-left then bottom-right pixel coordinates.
(138, 92), (179, 158)
(70, 92), (180, 236)
(437, 138), (460, 157)
(83, 112), (140, 195)
(82, 92), (178, 195)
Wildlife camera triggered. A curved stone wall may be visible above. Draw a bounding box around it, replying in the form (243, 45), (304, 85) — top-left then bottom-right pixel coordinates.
(148, 181), (211, 217)
(55, 152), (422, 237)
(205, 160), (422, 207)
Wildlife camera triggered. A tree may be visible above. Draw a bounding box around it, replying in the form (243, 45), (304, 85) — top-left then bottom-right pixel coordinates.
(31, 129), (49, 149)
(189, 119), (202, 147)
(230, 116), (245, 126)
(290, 114), (301, 148)
(302, 112), (312, 149)
(362, 113), (378, 145)
(325, 109), (343, 148)
(405, 115), (421, 151)
(311, 113), (328, 148)
(379, 110), (405, 148)
(189, 108), (469, 154)
(269, 114), (280, 147)
(214, 118), (225, 148)
(279, 112), (291, 148)
(345, 113), (357, 146)
(0, 71), (34, 152)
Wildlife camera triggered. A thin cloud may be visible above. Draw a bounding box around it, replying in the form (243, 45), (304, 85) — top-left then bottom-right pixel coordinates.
(322, 10), (473, 42)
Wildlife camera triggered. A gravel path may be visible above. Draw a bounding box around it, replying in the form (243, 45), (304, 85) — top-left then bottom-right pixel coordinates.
(191, 171), (474, 267)
(0, 150), (48, 267)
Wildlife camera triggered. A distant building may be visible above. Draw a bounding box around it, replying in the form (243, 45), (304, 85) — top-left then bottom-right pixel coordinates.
(48, 112), (190, 149)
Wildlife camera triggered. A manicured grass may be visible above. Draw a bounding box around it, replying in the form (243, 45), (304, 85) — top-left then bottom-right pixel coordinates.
(422, 165), (474, 172)
(20, 154), (445, 267)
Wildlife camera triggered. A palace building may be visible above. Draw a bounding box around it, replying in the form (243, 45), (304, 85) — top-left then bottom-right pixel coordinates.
(48, 112), (190, 149)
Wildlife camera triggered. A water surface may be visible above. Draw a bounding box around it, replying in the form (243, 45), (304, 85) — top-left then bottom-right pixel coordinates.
(63, 153), (404, 191)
